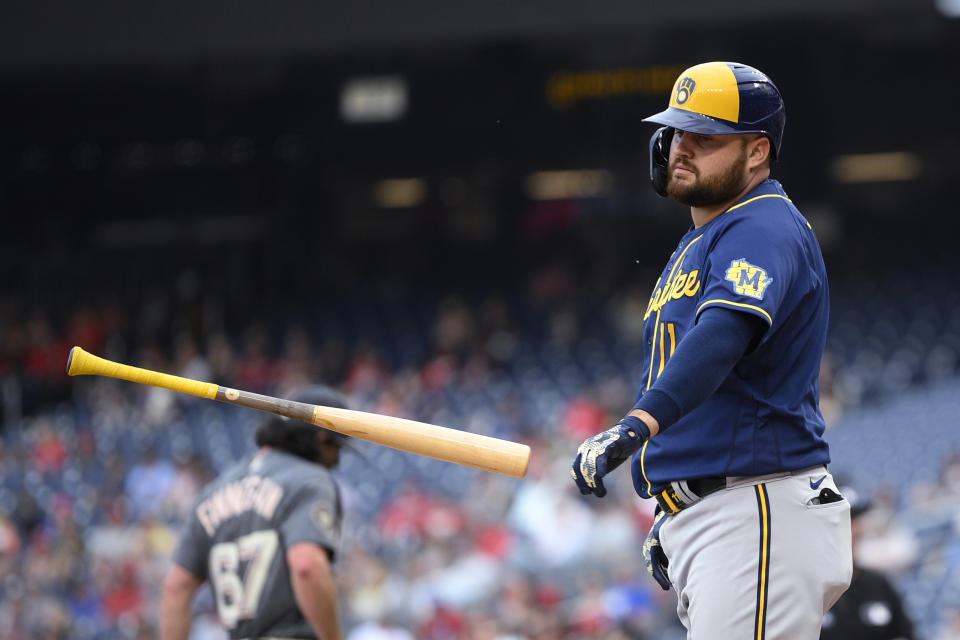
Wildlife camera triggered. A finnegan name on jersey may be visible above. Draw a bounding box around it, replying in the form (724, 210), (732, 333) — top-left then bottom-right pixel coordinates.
(194, 475), (284, 536)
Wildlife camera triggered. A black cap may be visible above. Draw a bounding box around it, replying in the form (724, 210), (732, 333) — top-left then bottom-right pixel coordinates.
(286, 384), (353, 446)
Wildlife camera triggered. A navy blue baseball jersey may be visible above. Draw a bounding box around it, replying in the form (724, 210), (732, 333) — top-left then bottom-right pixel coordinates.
(631, 179), (831, 497)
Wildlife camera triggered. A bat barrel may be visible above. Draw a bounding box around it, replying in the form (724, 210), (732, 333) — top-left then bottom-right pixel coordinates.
(307, 404), (531, 478)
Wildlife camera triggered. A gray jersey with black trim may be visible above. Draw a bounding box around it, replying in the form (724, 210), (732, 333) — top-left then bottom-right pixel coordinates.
(173, 448), (342, 639)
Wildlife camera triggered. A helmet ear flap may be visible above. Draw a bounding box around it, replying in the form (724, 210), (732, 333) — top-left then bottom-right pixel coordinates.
(649, 126), (674, 197)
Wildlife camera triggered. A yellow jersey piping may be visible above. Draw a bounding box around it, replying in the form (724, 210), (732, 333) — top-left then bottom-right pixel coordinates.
(725, 193), (792, 214)
(697, 299), (773, 326)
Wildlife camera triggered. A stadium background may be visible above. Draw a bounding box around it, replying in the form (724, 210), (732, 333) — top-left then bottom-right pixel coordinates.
(2, 1), (960, 638)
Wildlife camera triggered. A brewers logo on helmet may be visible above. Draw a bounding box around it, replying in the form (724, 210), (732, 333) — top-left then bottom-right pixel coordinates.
(645, 61), (786, 196)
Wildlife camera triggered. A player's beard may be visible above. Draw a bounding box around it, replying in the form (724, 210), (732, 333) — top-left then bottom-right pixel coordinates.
(667, 144), (748, 207)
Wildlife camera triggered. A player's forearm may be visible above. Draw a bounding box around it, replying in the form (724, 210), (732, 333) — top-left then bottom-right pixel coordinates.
(292, 571), (342, 640)
(158, 610), (191, 640)
(159, 566), (201, 640)
(633, 307), (764, 432)
(290, 550), (343, 640)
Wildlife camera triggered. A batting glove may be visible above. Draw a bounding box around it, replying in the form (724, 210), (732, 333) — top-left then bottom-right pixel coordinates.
(571, 415), (650, 497)
(643, 508), (671, 591)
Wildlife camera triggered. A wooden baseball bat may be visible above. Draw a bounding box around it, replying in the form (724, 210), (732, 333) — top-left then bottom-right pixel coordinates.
(66, 346), (530, 478)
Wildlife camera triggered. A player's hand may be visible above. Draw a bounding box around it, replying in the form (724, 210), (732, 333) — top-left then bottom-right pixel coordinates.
(643, 508), (671, 590)
(571, 416), (649, 497)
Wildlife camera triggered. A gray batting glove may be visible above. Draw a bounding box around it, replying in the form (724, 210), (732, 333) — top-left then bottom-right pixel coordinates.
(571, 416), (650, 497)
(643, 508), (671, 590)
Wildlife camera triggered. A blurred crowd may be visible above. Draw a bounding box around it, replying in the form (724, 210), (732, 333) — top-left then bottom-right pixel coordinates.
(1, 266), (959, 639)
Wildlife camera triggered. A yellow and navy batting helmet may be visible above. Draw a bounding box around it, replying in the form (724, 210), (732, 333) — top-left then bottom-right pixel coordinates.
(644, 61), (786, 196)
(644, 61), (785, 155)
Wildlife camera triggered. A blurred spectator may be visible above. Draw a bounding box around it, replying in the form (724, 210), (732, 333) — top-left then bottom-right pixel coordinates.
(562, 392), (607, 442)
(506, 457), (592, 569)
(478, 295), (517, 368)
(172, 332), (211, 384)
(0, 510), (20, 557)
(492, 571), (539, 633)
(545, 303), (581, 348)
(377, 483), (467, 546)
(30, 418), (67, 476)
(821, 487), (916, 639)
(276, 325), (320, 393)
(235, 325), (277, 392)
(418, 602), (466, 639)
(138, 345), (177, 428)
(938, 609), (960, 640)
(820, 350), (843, 425)
(204, 331), (237, 384)
(914, 451), (960, 513)
(22, 311), (66, 382)
(20, 310), (70, 412)
(854, 485), (920, 575)
(102, 561), (145, 622)
(65, 575), (103, 634)
(65, 308), (107, 361)
(20, 594), (71, 640)
(342, 549), (412, 628)
(12, 489), (43, 542)
(346, 618), (416, 640)
(432, 297), (477, 361)
(345, 341), (390, 396)
(162, 453), (210, 521)
(566, 574), (615, 638)
(124, 446), (176, 519)
(607, 286), (652, 346)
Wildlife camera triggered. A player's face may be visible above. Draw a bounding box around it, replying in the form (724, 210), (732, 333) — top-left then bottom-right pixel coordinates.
(666, 130), (750, 207)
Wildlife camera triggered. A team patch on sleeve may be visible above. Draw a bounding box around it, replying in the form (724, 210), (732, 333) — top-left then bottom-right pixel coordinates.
(724, 259), (773, 300)
(311, 502), (337, 537)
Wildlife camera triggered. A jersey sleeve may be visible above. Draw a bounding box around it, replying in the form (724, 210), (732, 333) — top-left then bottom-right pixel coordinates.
(279, 476), (342, 558)
(172, 510), (212, 580)
(696, 211), (799, 328)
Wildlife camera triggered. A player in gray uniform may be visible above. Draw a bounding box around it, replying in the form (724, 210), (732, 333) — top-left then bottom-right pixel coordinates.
(160, 385), (354, 640)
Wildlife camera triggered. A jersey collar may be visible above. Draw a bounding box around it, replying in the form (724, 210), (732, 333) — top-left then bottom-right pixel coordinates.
(724, 179), (784, 213)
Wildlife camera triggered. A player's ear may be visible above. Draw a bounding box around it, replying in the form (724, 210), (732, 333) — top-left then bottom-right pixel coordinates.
(747, 135), (771, 169)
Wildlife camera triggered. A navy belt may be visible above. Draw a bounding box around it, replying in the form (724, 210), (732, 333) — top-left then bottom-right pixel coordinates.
(655, 476), (727, 514)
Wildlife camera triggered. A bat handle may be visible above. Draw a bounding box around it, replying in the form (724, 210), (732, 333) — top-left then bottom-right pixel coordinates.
(67, 346), (219, 399)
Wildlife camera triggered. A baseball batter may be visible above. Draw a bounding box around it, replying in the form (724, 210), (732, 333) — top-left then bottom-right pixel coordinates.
(572, 61), (853, 639)
(160, 385), (353, 640)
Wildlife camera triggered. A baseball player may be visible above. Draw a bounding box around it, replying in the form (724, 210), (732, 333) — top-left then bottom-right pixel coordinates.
(571, 61), (853, 639)
(160, 385), (354, 640)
